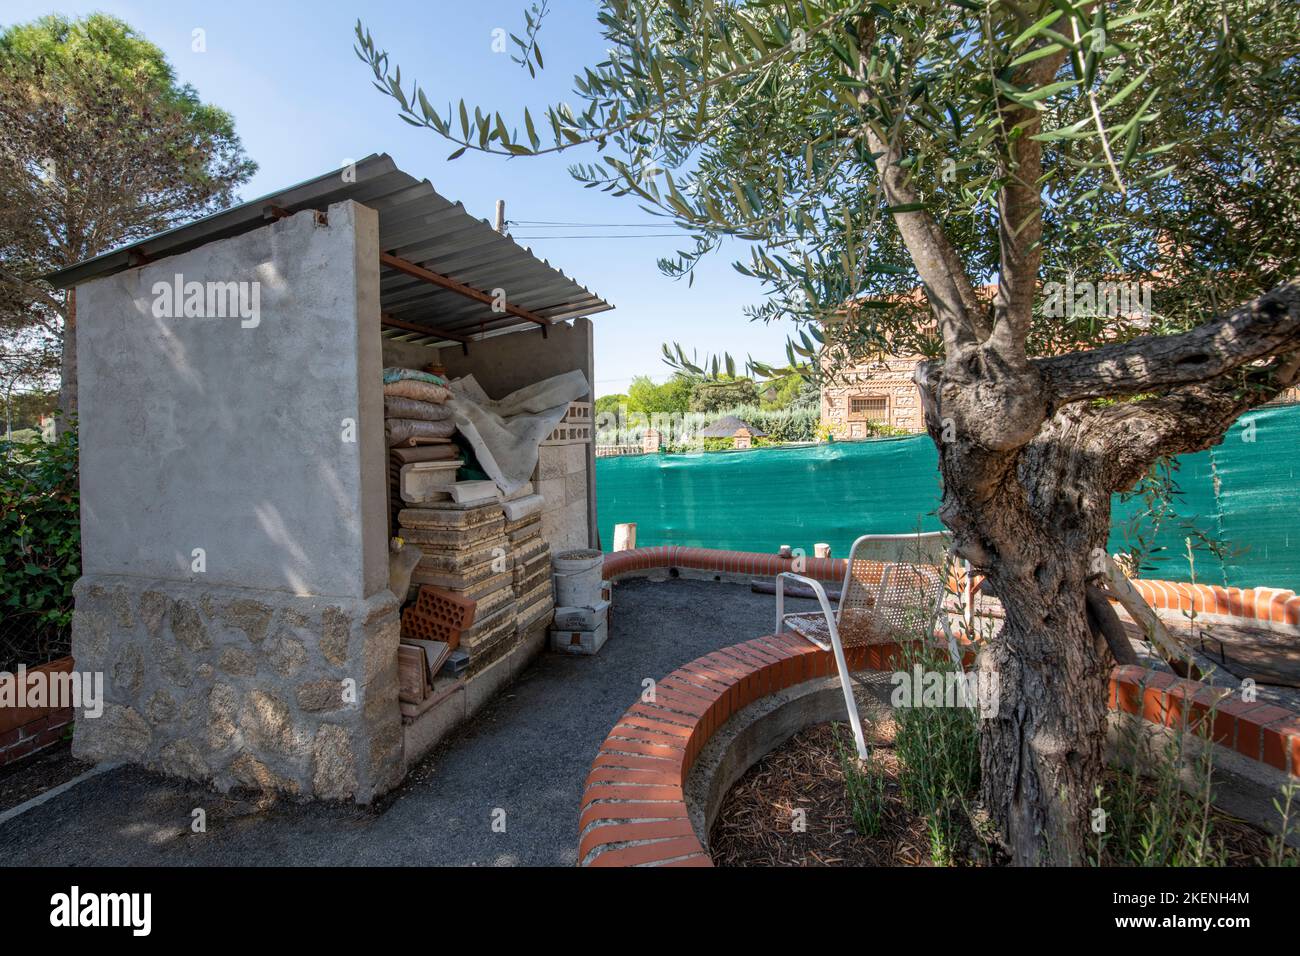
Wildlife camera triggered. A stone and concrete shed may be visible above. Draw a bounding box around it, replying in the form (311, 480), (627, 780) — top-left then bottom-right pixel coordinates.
(44, 154), (612, 802)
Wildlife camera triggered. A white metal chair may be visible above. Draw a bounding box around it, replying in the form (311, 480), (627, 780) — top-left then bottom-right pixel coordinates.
(775, 531), (952, 759)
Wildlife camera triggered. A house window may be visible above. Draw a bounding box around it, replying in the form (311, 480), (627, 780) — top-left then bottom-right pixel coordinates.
(847, 394), (889, 423)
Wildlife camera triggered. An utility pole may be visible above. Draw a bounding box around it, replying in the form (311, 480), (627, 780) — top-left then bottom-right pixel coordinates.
(495, 200), (506, 234)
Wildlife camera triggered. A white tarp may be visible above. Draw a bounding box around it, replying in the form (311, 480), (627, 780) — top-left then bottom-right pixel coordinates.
(447, 369), (589, 496)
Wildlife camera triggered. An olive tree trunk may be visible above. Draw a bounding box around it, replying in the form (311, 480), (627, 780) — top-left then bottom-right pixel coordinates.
(931, 397), (1116, 864)
(910, 292), (1300, 864)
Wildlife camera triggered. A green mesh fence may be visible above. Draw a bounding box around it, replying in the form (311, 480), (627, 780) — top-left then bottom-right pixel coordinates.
(596, 402), (1300, 591)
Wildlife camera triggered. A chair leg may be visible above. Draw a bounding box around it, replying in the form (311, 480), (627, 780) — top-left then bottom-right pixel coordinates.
(775, 572), (867, 759)
(827, 628), (869, 760)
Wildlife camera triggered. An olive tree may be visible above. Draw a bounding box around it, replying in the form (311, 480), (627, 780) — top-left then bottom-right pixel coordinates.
(357, 0), (1300, 864)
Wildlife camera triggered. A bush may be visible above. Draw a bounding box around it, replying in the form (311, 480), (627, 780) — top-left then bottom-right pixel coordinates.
(0, 426), (79, 671)
(834, 722), (888, 837)
(891, 639), (981, 863)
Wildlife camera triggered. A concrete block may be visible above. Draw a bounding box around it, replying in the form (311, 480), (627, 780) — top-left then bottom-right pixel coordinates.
(399, 462), (459, 502)
(564, 471), (587, 505)
(538, 477), (566, 508)
(549, 620), (608, 655)
(402, 684), (466, 770)
(562, 442), (587, 475)
(538, 445), (568, 480)
(553, 600), (609, 631)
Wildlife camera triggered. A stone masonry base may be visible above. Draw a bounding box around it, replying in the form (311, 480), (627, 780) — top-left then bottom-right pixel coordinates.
(71, 575), (402, 803)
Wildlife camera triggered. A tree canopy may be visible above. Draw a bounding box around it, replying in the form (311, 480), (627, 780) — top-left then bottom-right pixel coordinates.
(358, 0), (1297, 383)
(0, 13), (256, 410)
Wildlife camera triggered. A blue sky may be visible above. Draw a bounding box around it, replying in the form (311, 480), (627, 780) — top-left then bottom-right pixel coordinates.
(2, 0), (799, 396)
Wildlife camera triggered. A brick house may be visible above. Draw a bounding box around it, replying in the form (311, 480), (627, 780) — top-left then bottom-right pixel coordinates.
(820, 275), (1300, 439)
(820, 350), (928, 437)
(821, 350), (1300, 439)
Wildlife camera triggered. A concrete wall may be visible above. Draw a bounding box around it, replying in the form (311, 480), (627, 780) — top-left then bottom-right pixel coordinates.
(537, 442), (590, 555)
(381, 337), (441, 371)
(72, 201), (402, 802)
(438, 319), (593, 402)
(78, 200), (389, 598)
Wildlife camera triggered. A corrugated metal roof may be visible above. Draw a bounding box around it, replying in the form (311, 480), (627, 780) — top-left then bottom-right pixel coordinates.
(44, 153), (613, 345)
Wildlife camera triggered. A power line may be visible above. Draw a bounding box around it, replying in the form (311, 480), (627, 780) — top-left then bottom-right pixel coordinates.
(511, 233), (683, 239)
(508, 219), (669, 227)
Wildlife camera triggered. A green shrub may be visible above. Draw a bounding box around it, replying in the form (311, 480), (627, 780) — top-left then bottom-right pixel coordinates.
(833, 722), (888, 837)
(892, 638), (981, 861)
(0, 426), (79, 671)
(1091, 682), (1277, 867)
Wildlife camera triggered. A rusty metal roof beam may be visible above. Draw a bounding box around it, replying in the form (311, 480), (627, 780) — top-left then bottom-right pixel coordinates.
(379, 251), (550, 334)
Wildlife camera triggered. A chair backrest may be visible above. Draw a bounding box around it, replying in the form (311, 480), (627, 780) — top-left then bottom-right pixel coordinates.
(838, 531), (951, 638)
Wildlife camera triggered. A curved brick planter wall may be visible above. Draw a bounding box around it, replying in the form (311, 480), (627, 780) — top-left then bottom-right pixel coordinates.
(580, 639), (1300, 867)
(602, 546), (845, 587)
(582, 548), (1300, 867)
(579, 633), (886, 866)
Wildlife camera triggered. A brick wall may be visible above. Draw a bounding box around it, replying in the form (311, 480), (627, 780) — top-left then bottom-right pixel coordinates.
(0, 657), (76, 767)
(578, 627), (1300, 866)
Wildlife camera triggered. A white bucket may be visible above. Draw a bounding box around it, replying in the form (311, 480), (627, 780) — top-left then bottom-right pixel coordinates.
(553, 549), (604, 607)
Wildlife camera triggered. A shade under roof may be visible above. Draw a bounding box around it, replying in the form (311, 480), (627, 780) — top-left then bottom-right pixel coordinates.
(43, 153), (613, 346)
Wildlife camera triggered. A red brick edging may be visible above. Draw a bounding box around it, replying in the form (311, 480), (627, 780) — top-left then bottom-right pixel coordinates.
(579, 633), (1300, 867)
(0, 657), (76, 767)
(602, 547), (1300, 625)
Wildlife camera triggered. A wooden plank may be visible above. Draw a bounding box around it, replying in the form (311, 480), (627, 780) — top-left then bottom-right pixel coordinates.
(397, 644), (430, 703)
(1085, 584), (1138, 665)
(1100, 554), (1188, 664)
(380, 251), (550, 329)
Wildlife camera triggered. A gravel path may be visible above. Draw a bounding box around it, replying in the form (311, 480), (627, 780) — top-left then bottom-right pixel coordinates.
(0, 578), (815, 867)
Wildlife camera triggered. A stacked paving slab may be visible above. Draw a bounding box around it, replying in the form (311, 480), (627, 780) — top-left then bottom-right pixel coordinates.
(397, 501), (519, 676)
(505, 494), (555, 637)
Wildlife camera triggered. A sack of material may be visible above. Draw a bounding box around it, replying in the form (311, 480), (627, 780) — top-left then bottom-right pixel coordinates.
(384, 396), (454, 422)
(383, 367), (449, 387)
(384, 379), (453, 404)
(386, 417), (457, 446)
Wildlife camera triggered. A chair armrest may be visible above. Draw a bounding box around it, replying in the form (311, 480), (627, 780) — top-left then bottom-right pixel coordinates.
(775, 572), (839, 637)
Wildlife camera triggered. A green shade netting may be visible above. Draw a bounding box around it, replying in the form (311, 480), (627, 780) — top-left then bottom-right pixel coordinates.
(596, 403), (1300, 592)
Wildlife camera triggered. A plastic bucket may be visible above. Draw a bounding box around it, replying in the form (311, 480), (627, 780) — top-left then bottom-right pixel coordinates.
(553, 549), (604, 607)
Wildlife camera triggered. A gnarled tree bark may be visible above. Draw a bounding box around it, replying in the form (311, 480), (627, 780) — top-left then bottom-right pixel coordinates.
(913, 281), (1300, 864)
